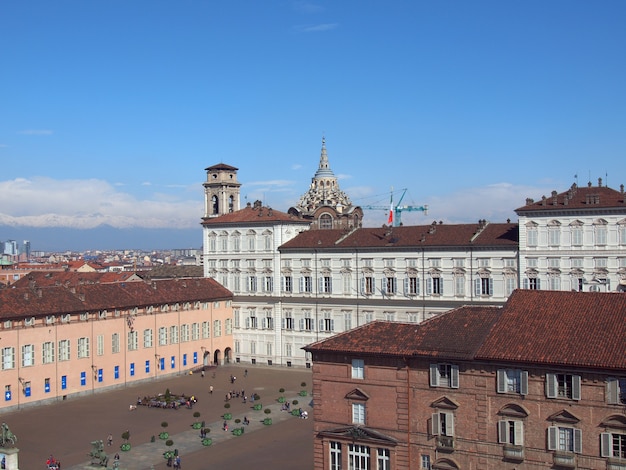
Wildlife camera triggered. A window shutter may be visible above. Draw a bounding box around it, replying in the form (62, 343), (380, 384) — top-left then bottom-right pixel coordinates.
(607, 378), (619, 404)
(245, 317), (250, 329)
(573, 428), (582, 453)
(280, 276), (285, 292)
(403, 278), (409, 295)
(330, 319), (334, 332)
(427, 278), (432, 295)
(360, 277), (365, 295)
(445, 412), (455, 436)
(429, 364), (440, 387)
(328, 277), (332, 293)
(318, 277), (323, 293)
(520, 371), (529, 395)
(319, 319), (324, 332)
(281, 318), (285, 329)
(572, 375), (581, 400)
(299, 319), (304, 331)
(489, 278), (494, 295)
(299, 277), (304, 293)
(514, 421), (524, 446)
(600, 432), (612, 457)
(416, 277), (420, 294)
(474, 278), (480, 296)
(381, 278), (387, 295)
(450, 365), (460, 389)
(536, 278), (541, 289)
(523, 278), (529, 289)
(496, 370), (506, 393)
(497, 420), (508, 443)
(546, 373), (557, 398)
(431, 413), (440, 436)
(547, 426), (558, 450)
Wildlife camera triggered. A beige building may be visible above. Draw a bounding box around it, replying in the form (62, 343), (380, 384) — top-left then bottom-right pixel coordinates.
(0, 277), (233, 411)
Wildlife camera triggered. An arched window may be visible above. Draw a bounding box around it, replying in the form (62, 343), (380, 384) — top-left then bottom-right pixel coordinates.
(212, 195), (219, 215)
(228, 195), (234, 213)
(320, 214), (333, 230)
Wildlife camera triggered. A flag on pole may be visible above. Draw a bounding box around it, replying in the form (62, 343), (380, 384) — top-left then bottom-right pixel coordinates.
(388, 194), (394, 225)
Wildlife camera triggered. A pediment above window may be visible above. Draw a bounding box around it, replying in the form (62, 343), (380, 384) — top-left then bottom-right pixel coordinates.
(432, 457), (460, 469)
(431, 396), (459, 410)
(525, 221), (538, 227)
(547, 409), (580, 424)
(569, 220), (584, 227)
(601, 415), (626, 430)
(345, 388), (369, 401)
(317, 426), (398, 446)
(498, 403), (529, 418)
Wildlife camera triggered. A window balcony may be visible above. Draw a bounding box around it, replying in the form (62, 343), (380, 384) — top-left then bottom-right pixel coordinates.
(607, 459), (626, 470)
(502, 445), (524, 462)
(436, 436), (454, 452)
(552, 452), (576, 468)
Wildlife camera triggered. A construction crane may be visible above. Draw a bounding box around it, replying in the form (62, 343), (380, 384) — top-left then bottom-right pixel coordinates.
(362, 188), (428, 227)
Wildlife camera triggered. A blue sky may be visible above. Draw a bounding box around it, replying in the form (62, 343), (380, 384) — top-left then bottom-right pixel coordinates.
(1, 1), (625, 251)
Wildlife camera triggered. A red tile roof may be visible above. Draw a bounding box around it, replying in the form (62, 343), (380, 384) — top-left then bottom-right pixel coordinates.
(0, 278), (232, 320)
(205, 163), (239, 171)
(201, 204), (309, 226)
(304, 306), (501, 359)
(476, 289), (626, 371)
(280, 222), (518, 250)
(515, 182), (626, 213)
(11, 271), (140, 288)
(306, 289), (626, 372)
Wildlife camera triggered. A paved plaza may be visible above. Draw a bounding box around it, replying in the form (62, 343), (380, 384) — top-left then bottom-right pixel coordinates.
(3, 365), (314, 470)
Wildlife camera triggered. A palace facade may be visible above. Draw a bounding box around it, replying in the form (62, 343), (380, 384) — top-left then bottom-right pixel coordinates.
(0, 278), (233, 411)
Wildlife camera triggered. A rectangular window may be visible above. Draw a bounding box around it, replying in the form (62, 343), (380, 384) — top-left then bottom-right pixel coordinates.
(158, 327), (168, 345)
(527, 227), (538, 246)
(301, 276), (313, 293)
(111, 333), (120, 354)
(406, 276), (419, 296)
(549, 227), (560, 246)
(42, 342), (55, 364)
(21, 344), (35, 367)
(225, 318), (233, 335)
(601, 432), (626, 459)
(547, 426), (582, 453)
(571, 226), (583, 246)
(143, 329), (153, 348)
(497, 369), (529, 395)
(431, 412), (455, 436)
(248, 275), (257, 292)
(498, 420), (524, 446)
(475, 277), (493, 296)
(284, 314), (294, 330)
(202, 321), (210, 339)
(596, 226), (608, 245)
(126, 331), (138, 351)
(58, 340), (70, 362)
(320, 311), (333, 332)
(428, 277), (443, 295)
(78, 337), (90, 358)
(352, 403), (366, 424)
(430, 363), (459, 388)
(181, 324), (189, 342)
(348, 444), (370, 470)
(344, 312), (352, 331)
(192, 322), (200, 341)
(330, 441), (342, 470)
(2, 347), (15, 370)
(606, 377), (626, 404)
(264, 276), (273, 292)
(421, 455), (431, 470)
(546, 373), (581, 400)
(170, 326), (179, 344)
(362, 276), (374, 295)
(352, 359), (364, 379)
(455, 276), (465, 296)
(342, 273), (352, 294)
(96, 334), (104, 356)
(384, 277), (397, 295)
(213, 320), (222, 337)
(377, 448), (390, 470)
(282, 275), (293, 293)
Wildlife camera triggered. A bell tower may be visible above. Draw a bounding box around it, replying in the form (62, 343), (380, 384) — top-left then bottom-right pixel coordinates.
(203, 163), (241, 218)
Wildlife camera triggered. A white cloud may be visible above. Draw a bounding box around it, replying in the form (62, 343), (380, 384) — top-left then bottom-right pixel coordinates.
(0, 177), (202, 229)
(295, 23), (338, 33)
(18, 129), (53, 135)
(293, 1), (324, 14)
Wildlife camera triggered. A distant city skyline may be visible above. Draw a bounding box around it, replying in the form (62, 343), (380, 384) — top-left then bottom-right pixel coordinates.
(1, 1), (624, 252)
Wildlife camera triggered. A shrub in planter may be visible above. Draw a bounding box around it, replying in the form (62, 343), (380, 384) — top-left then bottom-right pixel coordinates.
(253, 403), (263, 411)
(161, 422), (169, 429)
(224, 403), (231, 409)
(235, 418), (241, 424)
(253, 393), (261, 401)
(232, 427), (244, 436)
(165, 439), (174, 447)
(263, 417), (272, 425)
(120, 443), (131, 451)
(264, 408), (272, 414)
(223, 413), (232, 420)
(159, 431), (169, 440)
(301, 382), (307, 388)
(203, 428), (211, 434)
(279, 388), (285, 393)
(163, 450), (175, 460)
(121, 431), (131, 442)
(277, 396), (286, 403)
(291, 409), (301, 416)
(193, 411), (201, 419)
(202, 438), (212, 446)
(292, 400), (299, 405)
(299, 390), (308, 396)
(192, 422), (202, 429)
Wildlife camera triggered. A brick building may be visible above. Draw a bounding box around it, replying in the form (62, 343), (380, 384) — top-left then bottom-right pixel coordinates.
(304, 289), (626, 470)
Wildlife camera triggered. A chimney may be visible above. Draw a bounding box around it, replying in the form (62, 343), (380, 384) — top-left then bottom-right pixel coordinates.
(552, 190), (558, 205)
(525, 198), (534, 205)
(598, 177), (603, 187)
